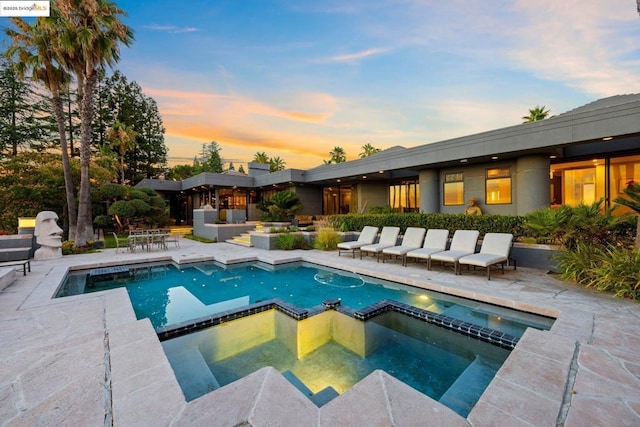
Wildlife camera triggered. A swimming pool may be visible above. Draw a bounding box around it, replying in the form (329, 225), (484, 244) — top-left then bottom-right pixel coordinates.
(161, 307), (511, 416)
(57, 260), (554, 416)
(57, 260), (553, 336)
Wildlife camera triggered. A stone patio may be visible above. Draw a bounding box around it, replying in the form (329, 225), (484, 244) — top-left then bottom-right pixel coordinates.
(1, 238), (639, 426)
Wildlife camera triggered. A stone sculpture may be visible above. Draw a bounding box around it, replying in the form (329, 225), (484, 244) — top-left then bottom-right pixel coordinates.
(34, 211), (63, 260)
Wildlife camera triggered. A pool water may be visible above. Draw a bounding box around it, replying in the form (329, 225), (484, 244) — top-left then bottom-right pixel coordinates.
(58, 261), (553, 336)
(161, 309), (510, 417)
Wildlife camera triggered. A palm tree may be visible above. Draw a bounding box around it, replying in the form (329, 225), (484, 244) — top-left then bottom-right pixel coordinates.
(5, 16), (78, 240)
(359, 143), (381, 158)
(329, 146), (346, 163)
(269, 156), (286, 172)
(106, 120), (137, 184)
(615, 182), (640, 249)
(56, 0), (134, 246)
(253, 152), (269, 163)
(522, 106), (550, 123)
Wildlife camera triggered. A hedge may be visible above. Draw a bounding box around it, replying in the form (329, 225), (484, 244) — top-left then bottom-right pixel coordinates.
(327, 212), (636, 243)
(327, 213), (526, 239)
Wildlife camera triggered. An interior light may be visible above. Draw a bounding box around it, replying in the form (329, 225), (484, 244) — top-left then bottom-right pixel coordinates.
(362, 175), (367, 179)
(418, 295), (430, 301)
(491, 156), (498, 160)
(337, 179), (341, 182)
(378, 170), (384, 174)
(549, 155), (557, 159)
(460, 159), (468, 163)
(603, 136), (613, 141)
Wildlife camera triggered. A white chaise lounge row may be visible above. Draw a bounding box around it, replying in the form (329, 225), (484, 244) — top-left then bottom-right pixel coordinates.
(337, 226), (515, 279)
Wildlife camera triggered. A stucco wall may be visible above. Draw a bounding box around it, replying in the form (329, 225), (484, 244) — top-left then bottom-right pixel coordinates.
(357, 182), (388, 212)
(293, 186), (323, 215)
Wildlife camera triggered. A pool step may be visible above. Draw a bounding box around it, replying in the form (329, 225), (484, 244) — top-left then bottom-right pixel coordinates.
(282, 370), (339, 407)
(439, 355), (498, 416)
(165, 347), (220, 401)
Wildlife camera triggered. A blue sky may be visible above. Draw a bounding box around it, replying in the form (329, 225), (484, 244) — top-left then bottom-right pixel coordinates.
(7, 1), (640, 169)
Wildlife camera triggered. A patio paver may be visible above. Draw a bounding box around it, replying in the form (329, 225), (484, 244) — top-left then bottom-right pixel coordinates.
(1, 239), (640, 426)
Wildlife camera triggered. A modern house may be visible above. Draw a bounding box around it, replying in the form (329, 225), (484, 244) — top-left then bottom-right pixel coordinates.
(138, 94), (640, 225)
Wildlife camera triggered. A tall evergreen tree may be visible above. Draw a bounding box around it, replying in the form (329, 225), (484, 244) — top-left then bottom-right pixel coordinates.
(0, 58), (50, 156)
(200, 141), (223, 173)
(94, 70), (167, 183)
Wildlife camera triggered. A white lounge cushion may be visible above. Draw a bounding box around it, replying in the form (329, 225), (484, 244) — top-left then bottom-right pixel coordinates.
(383, 227), (427, 256)
(459, 233), (513, 269)
(383, 245), (421, 256)
(337, 226), (379, 250)
(429, 230), (480, 272)
(361, 226), (400, 256)
(406, 247), (444, 260)
(431, 249), (476, 263)
(458, 252), (508, 268)
(406, 229), (450, 261)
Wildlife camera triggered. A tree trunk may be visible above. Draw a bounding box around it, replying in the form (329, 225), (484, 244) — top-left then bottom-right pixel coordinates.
(51, 94), (77, 241)
(74, 73), (97, 247)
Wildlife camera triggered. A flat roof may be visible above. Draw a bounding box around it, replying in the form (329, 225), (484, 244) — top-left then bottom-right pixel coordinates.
(138, 94), (640, 192)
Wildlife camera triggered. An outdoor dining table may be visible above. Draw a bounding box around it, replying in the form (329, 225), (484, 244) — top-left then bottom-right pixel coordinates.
(127, 229), (170, 252)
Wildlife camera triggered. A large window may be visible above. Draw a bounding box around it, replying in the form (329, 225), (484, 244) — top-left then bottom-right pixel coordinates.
(550, 159), (605, 207)
(609, 155), (640, 214)
(443, 173), (464, 205)
(389, 179), (419, 212)
(486, 167), (512, 204)
(323, 185), (351, 215)
(219, 188), (246, 210)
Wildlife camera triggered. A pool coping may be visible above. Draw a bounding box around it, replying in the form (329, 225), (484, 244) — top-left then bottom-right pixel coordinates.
(3, 241), (640, 425)
(15, 250), (568, 424)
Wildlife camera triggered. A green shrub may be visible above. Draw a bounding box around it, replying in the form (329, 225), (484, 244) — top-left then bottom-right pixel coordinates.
(328, 213), (525, 239)
(556, 244), (640, 300)
(258, 191), (303, 221)
(369, 205), (395, 214)
(313, 228), (342, 250)
(269, 227), (288, 233)
(524, 199), (634, 248)
(275, 232), (310, 250)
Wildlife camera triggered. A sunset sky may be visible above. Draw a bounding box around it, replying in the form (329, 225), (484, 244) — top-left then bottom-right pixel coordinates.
(8, 1), (640, 169)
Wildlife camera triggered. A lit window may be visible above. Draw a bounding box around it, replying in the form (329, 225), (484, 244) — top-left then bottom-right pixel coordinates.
(389, 179), (419, 212)
(486, 168), (511, 204)
(444, 173), (464, 206)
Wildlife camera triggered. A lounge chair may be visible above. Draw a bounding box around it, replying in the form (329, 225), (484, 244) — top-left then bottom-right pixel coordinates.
(458, 233), (515, 279)
(360, 226), (400, 261)
(429, 230), (480, 273)
(337, 226), (379, 257)
(381, 227), (427, 265)
(405, 229), (450, 267)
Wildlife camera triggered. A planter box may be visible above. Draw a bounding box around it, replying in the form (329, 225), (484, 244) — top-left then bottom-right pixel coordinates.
(196, 224), (255, 242)
(250, 231), (320, 250)
(510, 242), (561, 271)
